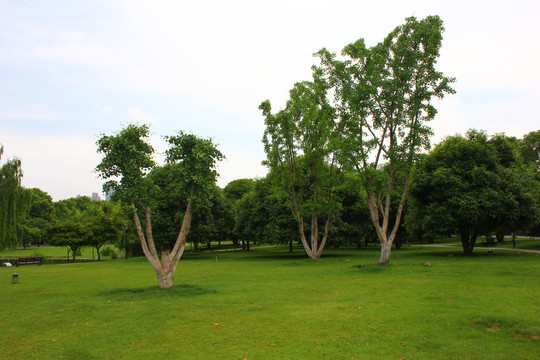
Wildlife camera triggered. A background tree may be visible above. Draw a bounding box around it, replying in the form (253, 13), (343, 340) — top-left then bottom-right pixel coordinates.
(96, 125), (223, 288)
(233, 175), (297, 251)
(518, 130), (540, 167)
(317, 15), (455, 264)
(48, 220), (88, 261)
(331, 173), (377, 249)
(85, 201), (125, 260)
(21, 188), (55, 247)
(408, 130), (537, 255)
(260, 70), (342, 260)
(0, 145), (29, 250)
(223, 178), (255, 247)
(487, 134), (538, 243)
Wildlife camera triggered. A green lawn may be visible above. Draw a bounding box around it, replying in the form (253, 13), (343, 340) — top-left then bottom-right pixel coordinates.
(1, 245), (538, 359)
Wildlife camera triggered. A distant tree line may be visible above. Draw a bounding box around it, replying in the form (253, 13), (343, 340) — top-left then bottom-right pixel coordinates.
(0, 129), (538, 264)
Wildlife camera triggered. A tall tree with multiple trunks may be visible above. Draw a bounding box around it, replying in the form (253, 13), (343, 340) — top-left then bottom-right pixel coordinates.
(260, 68), (342, 260)
(96, 124), (223, 288)
(0, 145), (29, 250)
(316, 16), (455, 264)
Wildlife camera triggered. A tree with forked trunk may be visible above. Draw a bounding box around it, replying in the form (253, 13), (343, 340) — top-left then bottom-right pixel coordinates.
(260, 68), (343, 261)
(96, 124), (223, 288)
(317, 16), (455, 264)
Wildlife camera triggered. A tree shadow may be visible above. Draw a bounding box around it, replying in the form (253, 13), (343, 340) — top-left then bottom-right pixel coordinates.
(98, 284), (216, 301)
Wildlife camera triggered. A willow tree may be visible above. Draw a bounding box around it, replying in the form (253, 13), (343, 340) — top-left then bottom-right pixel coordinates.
(260, 67), (342, 260)
(0, 145), (29, 250)
(317, 16), (455, 264)
(96, 124), (223, 288)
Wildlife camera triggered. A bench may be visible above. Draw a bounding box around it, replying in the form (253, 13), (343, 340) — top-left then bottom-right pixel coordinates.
(16, 257), (43, 267)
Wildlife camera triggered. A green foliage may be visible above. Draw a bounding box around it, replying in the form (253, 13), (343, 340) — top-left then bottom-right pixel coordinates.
(330, 173), (377, 248)
(148, 165), (232, 251)
(22, 188), (55, 245)
(0, 145), (29, 249)
(518, 129), (540, 166)
(408, 130), (539, 254)
(85, 202), (125, 260)
(96, 123), (156, 210)
(223, 178), (255, 203)
(233, 176), (297, 248)
(259, 16), (455, 262)
(260, 71), (343, 258)
(164, 131), (224, 202)
(100, 245), (117, 258)
(48, 220), (88, 260)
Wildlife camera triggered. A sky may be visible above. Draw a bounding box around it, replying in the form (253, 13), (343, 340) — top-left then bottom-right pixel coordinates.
(0, 0), (539, 201)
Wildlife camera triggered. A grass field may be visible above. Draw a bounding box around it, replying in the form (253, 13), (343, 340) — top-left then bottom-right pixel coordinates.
(1, 245), (539, 359)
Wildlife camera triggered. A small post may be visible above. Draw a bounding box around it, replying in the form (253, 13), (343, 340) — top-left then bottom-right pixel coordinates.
(12, 273), (19, 284)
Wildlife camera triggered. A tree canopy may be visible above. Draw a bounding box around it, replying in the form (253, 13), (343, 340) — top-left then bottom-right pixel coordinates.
(408, 130), (538, 254)
(260, 15), (454, 264)
(96, 124), (223, 288)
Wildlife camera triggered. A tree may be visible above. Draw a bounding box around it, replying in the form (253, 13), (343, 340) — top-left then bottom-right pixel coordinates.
(487, 134), (538, 243)
(331, 173), (377, 249)
(408, 130), (538, 255)
(22, 188), (55, 247)
(48, 220), (88, 261)
(316, 15), (455, 264)
(519, 130), (540, 167)
(85, 202), (124, 261)
(260, 68), (343, 260)
(0, 145), (29, 250)
(96, 124), (223, 288)
(223, 178), (255, 203)
(233, 175), (297, 251)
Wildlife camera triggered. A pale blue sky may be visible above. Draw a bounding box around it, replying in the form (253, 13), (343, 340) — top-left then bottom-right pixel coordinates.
(1, 0), (539, 200)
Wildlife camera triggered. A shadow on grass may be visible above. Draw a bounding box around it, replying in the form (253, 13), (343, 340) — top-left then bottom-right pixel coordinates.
(355, 264), (391, 273)
(99, 284), (216, 301)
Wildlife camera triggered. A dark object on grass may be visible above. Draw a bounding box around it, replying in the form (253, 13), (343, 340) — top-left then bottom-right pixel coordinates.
(15, 257), (42, 267)
(12, 273), (19, 284)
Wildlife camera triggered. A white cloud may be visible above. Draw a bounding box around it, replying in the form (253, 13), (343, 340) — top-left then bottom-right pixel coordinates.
(128, 108), (157, 125)
(216, 144), (267, 187)
(0, 129), (104, 201)
(0, 110), (58, 120)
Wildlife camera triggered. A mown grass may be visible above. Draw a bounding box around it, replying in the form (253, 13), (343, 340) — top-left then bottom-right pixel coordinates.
(1, 245), (538, 359)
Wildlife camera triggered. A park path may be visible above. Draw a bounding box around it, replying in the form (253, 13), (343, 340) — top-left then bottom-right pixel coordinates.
(414, 244), (540, 254)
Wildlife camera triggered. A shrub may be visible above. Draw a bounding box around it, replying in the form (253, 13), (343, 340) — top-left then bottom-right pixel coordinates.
(100, 245), (116, 258)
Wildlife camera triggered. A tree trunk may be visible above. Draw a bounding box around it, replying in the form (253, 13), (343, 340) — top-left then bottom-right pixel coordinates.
(460, 231), (477, 255)
(289, 239), (293, 253)
(495, 231), (505, 243)
(158, 251), (174, 289)
(132, 200), (193, 289)
(378, 242), (392, 265)
(158, 273), (173, 288)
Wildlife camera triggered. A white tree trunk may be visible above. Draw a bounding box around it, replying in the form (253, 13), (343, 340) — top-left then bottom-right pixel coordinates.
(132, 201), (192, 289)
(378, 242), (392, 265)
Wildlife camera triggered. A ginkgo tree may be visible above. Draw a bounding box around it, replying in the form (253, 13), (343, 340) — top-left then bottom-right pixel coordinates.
(317, 15), (455, 264)
(260, 68), (343, 261)
(96, 124), (223, 288)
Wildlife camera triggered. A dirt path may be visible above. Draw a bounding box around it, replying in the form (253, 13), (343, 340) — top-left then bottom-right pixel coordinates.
(414, 244), (540, 254)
